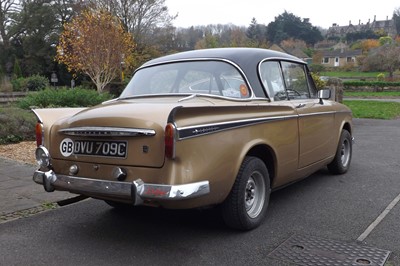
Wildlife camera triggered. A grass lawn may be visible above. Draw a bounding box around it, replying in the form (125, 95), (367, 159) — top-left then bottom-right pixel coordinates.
(344, 100), (400, 120)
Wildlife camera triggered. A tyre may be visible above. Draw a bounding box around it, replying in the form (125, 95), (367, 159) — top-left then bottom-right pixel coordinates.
(327, 129), (352, 174)
(221, 156), (271, 230)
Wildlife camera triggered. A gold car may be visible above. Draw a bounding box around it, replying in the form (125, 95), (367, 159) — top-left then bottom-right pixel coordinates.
(32, 48), (353, 230)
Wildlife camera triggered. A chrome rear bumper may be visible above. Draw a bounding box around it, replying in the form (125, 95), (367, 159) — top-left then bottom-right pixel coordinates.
(33, 170), (210, 205)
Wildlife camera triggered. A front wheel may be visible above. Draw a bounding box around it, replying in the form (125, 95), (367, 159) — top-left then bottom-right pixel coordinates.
(221, 156), (271, 230)
(327, 129), (352, 174)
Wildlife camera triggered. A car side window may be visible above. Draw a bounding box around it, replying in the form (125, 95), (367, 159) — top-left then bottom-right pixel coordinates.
(281, 62), (311, 99)
(260, 61), (287, 101)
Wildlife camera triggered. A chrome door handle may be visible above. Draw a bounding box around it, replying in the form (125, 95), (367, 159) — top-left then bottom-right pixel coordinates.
(296, 103), (306, 108)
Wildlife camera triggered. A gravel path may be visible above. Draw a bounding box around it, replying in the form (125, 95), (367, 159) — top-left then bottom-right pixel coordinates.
(0, 141), (36, 165)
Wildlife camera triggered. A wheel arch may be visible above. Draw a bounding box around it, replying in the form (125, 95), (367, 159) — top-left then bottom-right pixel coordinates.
(342, 121), (352, 135)
(246, 144), (276, 188)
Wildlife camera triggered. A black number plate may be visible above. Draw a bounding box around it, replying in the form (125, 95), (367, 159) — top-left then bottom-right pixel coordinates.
(73, 140), (127, 158)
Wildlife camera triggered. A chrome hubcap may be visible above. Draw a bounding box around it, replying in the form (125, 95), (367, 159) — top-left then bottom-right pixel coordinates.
(245, 171), (265, 218)
(340, 138), (351, 167)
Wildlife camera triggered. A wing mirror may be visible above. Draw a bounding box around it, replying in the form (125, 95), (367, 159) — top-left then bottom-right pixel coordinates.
(318, 89), (331, 104)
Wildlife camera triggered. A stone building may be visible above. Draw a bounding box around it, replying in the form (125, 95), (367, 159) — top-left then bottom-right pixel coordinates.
(326, 16), (397, 39)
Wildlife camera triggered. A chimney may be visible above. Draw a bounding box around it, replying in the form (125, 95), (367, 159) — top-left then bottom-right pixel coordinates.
(374, 15), (376, 21)
(349, 20), (351, 25)
(359, 19), (361, 25)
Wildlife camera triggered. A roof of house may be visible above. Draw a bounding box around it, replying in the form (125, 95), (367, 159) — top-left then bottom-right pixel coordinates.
(321, 49), (362, 57)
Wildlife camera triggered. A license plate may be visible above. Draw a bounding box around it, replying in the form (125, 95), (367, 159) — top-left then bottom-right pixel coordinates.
(73, 140), (127, 158)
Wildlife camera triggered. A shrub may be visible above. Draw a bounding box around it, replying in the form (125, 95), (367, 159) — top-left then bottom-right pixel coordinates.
(11, 75), (50, 92)
(343, 80), (400, 87)
(17, 86), (114, 109)
(309, 64), (325, 73)
(311, 73), (326, 90)
(0, 107), (36, 144)
(338, 62), (356, 72)
(376, 73), (385, 81)
(11, 77), (28, 92)
(25, 75), (50, 91)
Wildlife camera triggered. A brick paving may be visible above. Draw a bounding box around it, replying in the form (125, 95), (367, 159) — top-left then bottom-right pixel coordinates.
(0, 158), (73, 223)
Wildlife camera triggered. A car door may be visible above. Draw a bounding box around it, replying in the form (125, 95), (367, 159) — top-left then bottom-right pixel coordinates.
(280, 61), (336, 169)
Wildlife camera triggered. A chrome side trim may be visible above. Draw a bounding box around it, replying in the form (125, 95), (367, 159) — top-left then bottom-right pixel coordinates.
(59, 127), (156, 137)
(177, 109), (344, 140)
(298, 111), (336, 117)
(177, 114), (298, 140)
(33, 170), (210, 205)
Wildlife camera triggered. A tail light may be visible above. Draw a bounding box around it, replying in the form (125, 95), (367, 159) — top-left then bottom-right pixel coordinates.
(164, 123), (176, 159)
(35, 122), (44, 147)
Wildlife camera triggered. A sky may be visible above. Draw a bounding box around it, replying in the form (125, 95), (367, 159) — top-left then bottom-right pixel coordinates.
(166, 0), (400, 29)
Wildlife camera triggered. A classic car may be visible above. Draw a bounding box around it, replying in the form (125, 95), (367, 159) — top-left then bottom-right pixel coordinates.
(32, 48), (353, 230)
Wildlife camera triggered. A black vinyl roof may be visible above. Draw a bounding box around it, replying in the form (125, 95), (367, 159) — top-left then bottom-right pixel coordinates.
(143, 47), (302, 67)
(140, 48), (305, 98)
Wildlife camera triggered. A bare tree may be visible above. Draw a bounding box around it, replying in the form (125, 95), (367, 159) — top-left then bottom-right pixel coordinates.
(362, 43), (400, 79)
(83, 0), (176, 45)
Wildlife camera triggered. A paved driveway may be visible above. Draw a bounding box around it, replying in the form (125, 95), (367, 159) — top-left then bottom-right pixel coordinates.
(0, 118), (399, 265)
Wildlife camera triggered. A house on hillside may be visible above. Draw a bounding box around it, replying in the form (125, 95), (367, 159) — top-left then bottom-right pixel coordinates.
(320, 49), (362, 67)
(326, 16), (397, 39)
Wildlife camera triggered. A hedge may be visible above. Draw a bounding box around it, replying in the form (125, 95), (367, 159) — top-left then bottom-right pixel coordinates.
(343, 81), (400, 87)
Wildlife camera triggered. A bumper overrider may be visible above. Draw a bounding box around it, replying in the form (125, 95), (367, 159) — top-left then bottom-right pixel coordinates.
(33, 170), (210, 205)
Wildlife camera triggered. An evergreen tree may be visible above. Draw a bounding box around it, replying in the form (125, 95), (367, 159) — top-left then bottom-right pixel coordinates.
(266, 11), (322, 45)
(246, 18), (267, 45)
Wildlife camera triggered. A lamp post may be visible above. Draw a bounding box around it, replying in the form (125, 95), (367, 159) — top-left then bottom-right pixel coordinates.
(120, 54), (125, 82)
(50, 43), (59, 88)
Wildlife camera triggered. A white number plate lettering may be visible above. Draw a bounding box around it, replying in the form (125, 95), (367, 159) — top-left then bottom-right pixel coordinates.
(60, 139), (127, 158)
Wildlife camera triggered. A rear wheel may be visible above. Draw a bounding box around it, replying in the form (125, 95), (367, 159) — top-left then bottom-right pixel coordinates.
(221, 156), (271, 230)
(327, 129), (352, 174)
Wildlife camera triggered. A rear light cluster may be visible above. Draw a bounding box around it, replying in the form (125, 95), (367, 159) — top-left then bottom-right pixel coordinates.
(164, 123), (176, 159)
(35, 122), (44, 147)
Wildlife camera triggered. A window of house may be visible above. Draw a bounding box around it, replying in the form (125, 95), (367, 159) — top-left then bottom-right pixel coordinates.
(347, 57), (355, 62)
(322, 57), (329, 64)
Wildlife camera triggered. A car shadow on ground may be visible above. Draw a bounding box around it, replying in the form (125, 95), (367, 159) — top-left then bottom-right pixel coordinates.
(87, 168), (334, 235)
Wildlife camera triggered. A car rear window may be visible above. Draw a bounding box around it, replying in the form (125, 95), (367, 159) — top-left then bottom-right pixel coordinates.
(120, 61), (251, 99)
